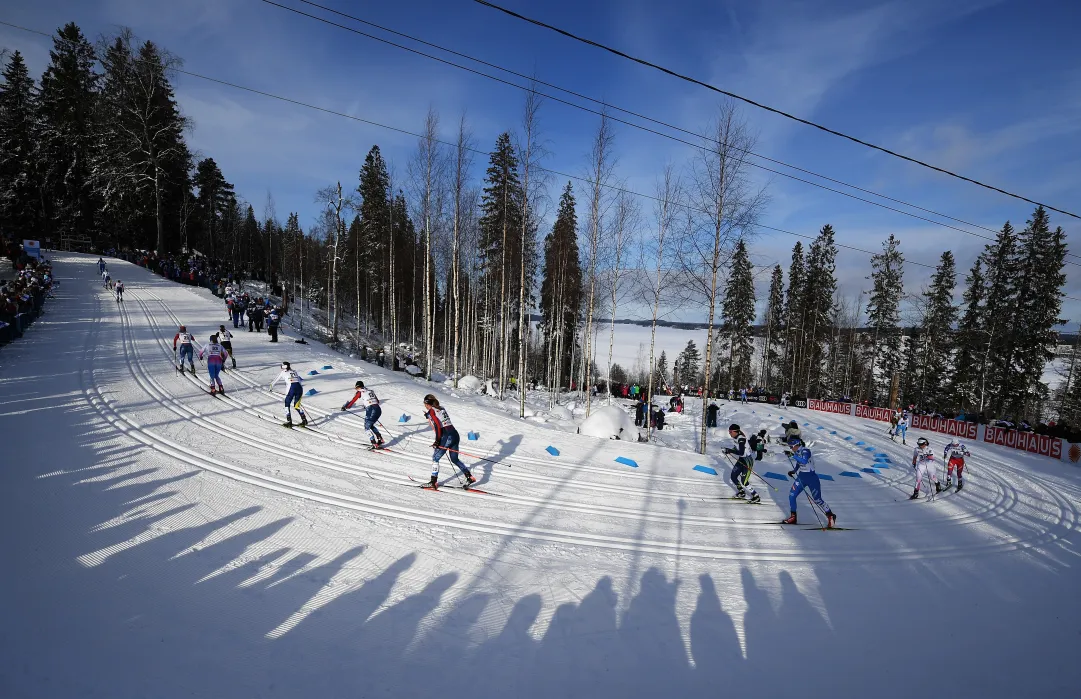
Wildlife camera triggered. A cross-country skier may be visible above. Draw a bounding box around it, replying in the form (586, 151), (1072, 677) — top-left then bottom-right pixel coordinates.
(782, 437), (837, 527)
(217, 325), (236, 368)
(751, 429), (768, 461)
(103, 270), (111, 289)
(780, 391), (789, 408)
(724, 423), (760, 503)
(894, 414), (909, 444)
(97, 257), (106, 275)
(173, 325), (198, 373)
(422, 394), (475, 489)
(114, 280), (124, 302)
(341, 380), (384, 448)
(943, 439), (971, 491)
(910, 437), (942, 500)
(270, 361), (307, 427)
(740, 387), (748, 404)
(889, 410), (900, 439)
(198, 334), (228, 395)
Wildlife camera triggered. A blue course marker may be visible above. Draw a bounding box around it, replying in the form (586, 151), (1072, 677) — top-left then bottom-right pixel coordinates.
(839, 471), (862, 478)
(855, 441), (865, 446)
(545, 446), (560, 456)
(467, 431), (479, 440)
(844, 436), (853, 441)
(615, 456), (639, 468)
(818, 474), (835, 481)
(830, 431), (837, 435)
(864, 446), (875, 451)
(322, 365), (333, 370)
(399, 414), (410, 423)
(861, 468), (881, 475)
(764, 472), (790, 481)
(803, 422), (810, 426)
(307, 369), (319, 375)
(816, 426), (824, 430)
(305, 388), (318, 396)
(874, 453), (889, 458)
(693, 465), (718, 476)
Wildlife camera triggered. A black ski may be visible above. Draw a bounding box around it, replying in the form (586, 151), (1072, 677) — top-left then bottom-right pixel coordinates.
(802, 526), (858, 531)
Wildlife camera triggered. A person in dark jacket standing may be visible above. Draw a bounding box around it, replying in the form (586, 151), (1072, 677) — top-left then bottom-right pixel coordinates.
(706, 401), (720, 428)
(267, 307), (281, 343)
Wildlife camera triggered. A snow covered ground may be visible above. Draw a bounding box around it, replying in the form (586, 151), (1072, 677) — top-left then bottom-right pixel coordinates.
(3, 253), (1081, 698)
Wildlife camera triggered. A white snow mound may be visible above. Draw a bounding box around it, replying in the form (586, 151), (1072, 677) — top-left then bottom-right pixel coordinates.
(456, 375), (482, 392)
(405, 365), (422, 376)
(548, 405), (573, 420)
(578, 405), (638, 440)
(429, 371), (447, 383)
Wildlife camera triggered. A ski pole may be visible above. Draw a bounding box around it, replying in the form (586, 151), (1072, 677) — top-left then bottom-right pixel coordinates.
(725, 453), (777, 492)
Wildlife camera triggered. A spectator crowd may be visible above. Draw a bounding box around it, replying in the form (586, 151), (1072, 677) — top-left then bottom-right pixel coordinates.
(1, 238), (54, 347)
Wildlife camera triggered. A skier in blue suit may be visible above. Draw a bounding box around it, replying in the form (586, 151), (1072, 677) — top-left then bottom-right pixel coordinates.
(783, 437), (837, 528)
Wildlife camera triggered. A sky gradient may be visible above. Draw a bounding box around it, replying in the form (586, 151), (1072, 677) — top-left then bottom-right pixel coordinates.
(2, 0), (1078, 324)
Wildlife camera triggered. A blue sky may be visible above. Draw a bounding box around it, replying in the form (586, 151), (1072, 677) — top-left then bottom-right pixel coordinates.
(3, 0), (1079, 324)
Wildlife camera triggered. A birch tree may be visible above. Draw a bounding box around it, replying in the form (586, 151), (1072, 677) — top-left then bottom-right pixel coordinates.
(581, 112), (616, 415)
(679, 101), (766, 454)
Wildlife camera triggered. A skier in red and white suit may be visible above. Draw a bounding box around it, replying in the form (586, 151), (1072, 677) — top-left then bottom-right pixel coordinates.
(943, 439), (971, 492)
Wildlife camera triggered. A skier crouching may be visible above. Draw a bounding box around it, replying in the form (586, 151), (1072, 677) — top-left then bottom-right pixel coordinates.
(271, 361), (308, 427)
(910, 437), (942, 499)
(782, 437), (837, 527)
(422, 394), (475, 488)
(724, 423), (760, 503)
(342, 380), (384, 448)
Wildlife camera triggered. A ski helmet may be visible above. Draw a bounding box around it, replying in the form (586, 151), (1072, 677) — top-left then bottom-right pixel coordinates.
(355, 380), (365, 389)
(728, 423), (740, 432)
(281, 361), (291, 370)
(179, 325), (186, 332)
(917, 437), (929, 447)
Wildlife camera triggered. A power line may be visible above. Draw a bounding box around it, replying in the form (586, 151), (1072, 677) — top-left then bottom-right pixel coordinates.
(5, 18), (1081, 301)
(473, 0), (1081, 221)
(259, 0), (1081, 263)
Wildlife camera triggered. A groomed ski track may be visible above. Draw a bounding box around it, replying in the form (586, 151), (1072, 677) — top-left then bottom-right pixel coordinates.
(3, 253), (1081, 699)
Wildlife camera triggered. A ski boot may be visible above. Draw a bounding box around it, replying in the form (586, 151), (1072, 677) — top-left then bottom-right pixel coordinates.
(955, 480), (964, 493)
(217, 385), (225, 396)
(300, 415), (308, 427)
(426, 475), (438, 489)
(826, 511), (837, 529)
(748, 493), (761, 504)
(734, 488), (747, 499)
(781, 512), (797, 525)
(463, 471), (477, 488)
(909, 489), (920, 500)
(944, 477), (953, 488)
(283, 418), (293, 428)
(935, 481), (943, 493)
(209, 385), (217, 395)
(231, 359), (237, 369)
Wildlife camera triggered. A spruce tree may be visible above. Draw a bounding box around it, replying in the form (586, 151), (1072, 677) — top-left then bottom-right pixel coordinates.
(677, 340), (701, 387)
(974, 222), (1019, 415)
(916, 250), (957, 407)
(781, 242), (804, 392)
(899, 327), (922, 407)
(720, 238), (756, 390)
(37, 23), (100, 243)
(949, 257), (986, 410)
(539, 182), (582, 388)
(865, 234), (904, 404)
(1008, 207), (1068, 419)
(0, 51), (41, 240)
(656, 351), (669, 387)
(192, 158), (234, 258)
(356, 145), (390, 328)
(798, 224), (839, 395)
(762, 264), (784, 389)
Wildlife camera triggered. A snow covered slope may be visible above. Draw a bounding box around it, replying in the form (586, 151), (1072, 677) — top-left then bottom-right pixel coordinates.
(3, 253), (1081, 698)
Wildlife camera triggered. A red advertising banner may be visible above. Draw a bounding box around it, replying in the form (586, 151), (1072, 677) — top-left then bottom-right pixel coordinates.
(808, 399), (853, 415)
(983, 425), (1062, 459)
(910, 415), (979, 439)
(854, 405), (893, 422)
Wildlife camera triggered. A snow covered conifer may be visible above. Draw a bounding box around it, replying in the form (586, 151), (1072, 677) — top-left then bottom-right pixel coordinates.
(0, 51), (41, 240)
(865, 234), (904, 404)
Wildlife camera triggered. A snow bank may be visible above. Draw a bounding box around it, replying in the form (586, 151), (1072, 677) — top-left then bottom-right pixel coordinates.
(405, 365), (422, 376)
(457, 375), (482, 392)
(549, 405), (573, 420)
(429, 371), (447, 383)
(578, 405), (639, 441)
